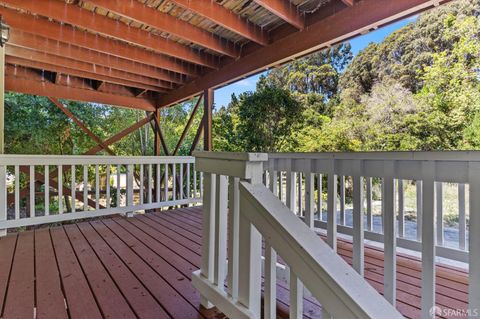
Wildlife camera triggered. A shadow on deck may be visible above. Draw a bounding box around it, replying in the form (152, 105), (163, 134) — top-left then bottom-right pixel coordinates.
(0, 206), (468, 318)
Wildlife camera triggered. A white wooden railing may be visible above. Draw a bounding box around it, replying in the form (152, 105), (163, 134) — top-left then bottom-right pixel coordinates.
(0, 155), (202, 234)
(192, 152), (403, 319)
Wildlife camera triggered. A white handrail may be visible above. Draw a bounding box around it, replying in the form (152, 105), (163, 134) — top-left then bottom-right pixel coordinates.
(0, 155), (202, 233)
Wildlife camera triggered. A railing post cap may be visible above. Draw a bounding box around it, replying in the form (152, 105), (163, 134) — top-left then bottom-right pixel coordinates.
(193, 151), (268, 162)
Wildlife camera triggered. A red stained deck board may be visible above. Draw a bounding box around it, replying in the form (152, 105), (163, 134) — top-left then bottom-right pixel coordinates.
(34, 229), (69, 319)
(0, 234), (17, 316)
(50, 226), (103, 319)
(76, 222), (170, 319)
(64, 224), (136, 318)
(3, 231), (35, 319)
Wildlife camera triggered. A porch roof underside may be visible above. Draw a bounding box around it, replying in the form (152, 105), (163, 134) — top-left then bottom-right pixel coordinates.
(2, 0), (451, 111)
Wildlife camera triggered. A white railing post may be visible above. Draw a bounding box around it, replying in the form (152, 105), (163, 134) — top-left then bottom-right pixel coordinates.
(227, 176), (240, 300)
(468, 162), (480, 314)
(383, 161), (396, 306)
(421, 161), (436, 319)
(200, 171), (216, 309)
(192, 152), (267, 318)
(214, 174), (228, 286)
(126, 164), (134, 216)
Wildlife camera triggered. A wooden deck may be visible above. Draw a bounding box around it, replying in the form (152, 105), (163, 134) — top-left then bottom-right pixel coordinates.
(0, 206), (468, 319)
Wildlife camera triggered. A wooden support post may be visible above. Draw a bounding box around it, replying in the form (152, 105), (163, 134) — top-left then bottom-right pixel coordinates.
(203, 88), (213, 151)
(154, 109), (161, 157)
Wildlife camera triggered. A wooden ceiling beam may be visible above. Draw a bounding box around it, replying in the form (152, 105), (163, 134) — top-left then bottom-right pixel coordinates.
(9, 30), (184, 85)
(0, 7), (200, 77)
(254, 0), (305, 30)
(6, 65), (156, 111)
(167, 0), (269, 46)
(6, 56), (169, 94)
(2, 0), (218, 68)
(85, 0), (238, 58)
(7, 46), (174, 91)
(158, 0), (451, 107)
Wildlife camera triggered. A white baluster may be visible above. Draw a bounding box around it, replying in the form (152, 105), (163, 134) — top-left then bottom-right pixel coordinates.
(58, 165), (63, 214)
(83, 165), (88, 211)
(172, 164), (177, 201)
(0, 165), (6, 236)
(116, 164), (121, 207)
(421, 162), (436, 319)
(366, 177), (372, 231)
(290, 272), (303, 319)
(436, 182), (443, 246)
(45, 165), (49, 216)
(106, 164), (111, 209)
(187, 163), (191, 199)
(127, 164), (134, 208)
(95, 165), (99, 210)
(340, 175), (345, 226)
(297, 172), (302, 216)
(458, 183), (466, 250)
(327, 167), (337, 251)
(148, 164), (152, 204)
(305, 172), (314, 228)
(264, 241), (277, 319)
(317, 173), (323, 220)
(180, 164), (184, 200)
(156, 164), (160, 202)
(71, 165), (75, 213)
(352, 174), (364, 276)
(163, 164), (169, 201)
(398, 179), (404, 238)
(194, 168), (197, 198)
(140, 164), (144, 205)
(417, 181), (423, 241)
(14, 165), (19, 220)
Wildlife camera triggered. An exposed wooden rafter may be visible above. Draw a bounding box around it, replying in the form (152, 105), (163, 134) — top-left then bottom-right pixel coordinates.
(85, 0), (239, 58)
(254, 0), (305, 29)
(167, 0), (270, 46)
(6, 55), (168, 94)
(6, 65), (156, 111)
(1, 0), (218, 68)
(8, 30), (184, 85)
(7, 46), (172, 92)
(157, 0), (452, 108)
(0, 6), (198, 77)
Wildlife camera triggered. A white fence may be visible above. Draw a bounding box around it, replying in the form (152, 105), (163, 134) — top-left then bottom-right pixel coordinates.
(0, 155), (202, 234)
(192, 152), (402, 319)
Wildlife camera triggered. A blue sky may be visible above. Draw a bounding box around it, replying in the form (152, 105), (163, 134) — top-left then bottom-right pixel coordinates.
(214, 16), (417, 109)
